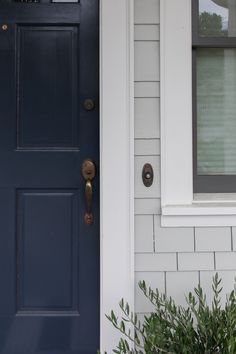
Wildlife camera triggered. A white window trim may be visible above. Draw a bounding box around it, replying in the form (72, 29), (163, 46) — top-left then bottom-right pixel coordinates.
(160, 0), (236, 227)
(100, 0), (134, 351)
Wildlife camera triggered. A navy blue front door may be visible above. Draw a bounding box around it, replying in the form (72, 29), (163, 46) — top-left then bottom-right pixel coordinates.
(0, 1), (99, 353)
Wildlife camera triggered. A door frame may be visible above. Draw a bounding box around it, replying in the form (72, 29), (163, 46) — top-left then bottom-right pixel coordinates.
(100, 0), (134, 351)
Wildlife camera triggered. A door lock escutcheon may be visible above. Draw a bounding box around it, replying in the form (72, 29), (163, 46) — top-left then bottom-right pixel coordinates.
(1, 24), (8, 31)
(142, 163), (154, 187)
(83, 98), (95, 111)
(81, 159), (96, 225)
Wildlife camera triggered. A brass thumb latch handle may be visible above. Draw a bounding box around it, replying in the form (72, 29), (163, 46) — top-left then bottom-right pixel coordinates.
(81, 159), (96, 225)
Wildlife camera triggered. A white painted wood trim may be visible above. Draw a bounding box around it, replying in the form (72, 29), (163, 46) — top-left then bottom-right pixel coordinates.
(100, 0), (134, 352)
(162, 215), (236, 227)
(160, 0), (236, 226)
(162, 205), (236, 226)
(160, 0), (193, 207)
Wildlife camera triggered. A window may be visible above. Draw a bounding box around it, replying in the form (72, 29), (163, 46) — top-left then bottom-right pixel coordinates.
(160, 0), (236, 226)
(193, 0), (236, 193)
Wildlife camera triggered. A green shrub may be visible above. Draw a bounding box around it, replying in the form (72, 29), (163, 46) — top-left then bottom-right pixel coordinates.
(99, 274), (236, 354)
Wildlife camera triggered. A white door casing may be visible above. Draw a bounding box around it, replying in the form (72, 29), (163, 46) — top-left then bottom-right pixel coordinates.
(100, 0), (134, 351)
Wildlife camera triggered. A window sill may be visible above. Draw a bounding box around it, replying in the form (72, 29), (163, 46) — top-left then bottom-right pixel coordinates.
(162, 202), (236, 227)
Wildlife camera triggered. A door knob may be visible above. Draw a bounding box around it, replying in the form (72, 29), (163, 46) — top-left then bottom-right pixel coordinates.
(81, 159), (96, 225)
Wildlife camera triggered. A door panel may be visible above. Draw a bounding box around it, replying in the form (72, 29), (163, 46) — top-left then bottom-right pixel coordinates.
(17, 26), (78, 149)
(0, 4), (81, 24)
(17, 190), (79, 312)
(0, 1), (99, 353)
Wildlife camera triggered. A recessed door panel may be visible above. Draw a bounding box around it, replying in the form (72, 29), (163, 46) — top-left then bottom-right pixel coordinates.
(17, 26), (78, 149)
(17, 190), (79, 313)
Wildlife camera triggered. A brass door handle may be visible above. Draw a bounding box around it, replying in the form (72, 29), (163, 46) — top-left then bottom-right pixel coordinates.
(85, 179), (93, 215)
(81, 159), (96, 225)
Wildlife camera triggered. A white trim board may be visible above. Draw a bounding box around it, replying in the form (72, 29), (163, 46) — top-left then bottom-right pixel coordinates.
(160, 0), (192, 208)
(100, 0), (134, 351)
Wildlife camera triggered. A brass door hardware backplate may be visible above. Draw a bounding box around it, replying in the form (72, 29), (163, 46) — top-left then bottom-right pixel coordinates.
(81, 159), (96, 225)
(83, 98), (95, 111)
(81, 159), (96, 180)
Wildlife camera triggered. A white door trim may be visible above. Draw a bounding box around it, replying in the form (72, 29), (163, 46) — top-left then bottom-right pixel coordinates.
(100, 0), (134, 351)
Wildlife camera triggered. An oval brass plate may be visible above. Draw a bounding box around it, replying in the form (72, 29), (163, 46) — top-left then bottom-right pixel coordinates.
(81, 159), (96, 180)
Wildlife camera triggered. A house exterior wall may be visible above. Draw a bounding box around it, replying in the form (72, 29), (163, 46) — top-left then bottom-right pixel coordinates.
(134, 0), (236, 315)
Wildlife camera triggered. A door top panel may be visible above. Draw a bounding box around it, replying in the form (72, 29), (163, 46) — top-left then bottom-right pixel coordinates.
(0, 3), (80, 23)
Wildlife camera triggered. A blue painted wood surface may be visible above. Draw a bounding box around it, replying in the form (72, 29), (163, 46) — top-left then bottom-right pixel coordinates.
(0, 1), (99, 353)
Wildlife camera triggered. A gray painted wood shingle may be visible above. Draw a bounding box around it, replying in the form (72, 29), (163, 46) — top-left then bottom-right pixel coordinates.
(134, 0), (236, 314)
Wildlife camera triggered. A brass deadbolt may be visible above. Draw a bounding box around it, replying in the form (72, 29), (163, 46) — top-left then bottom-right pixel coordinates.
(2, 25), (8, 31)
(83, 98), (95, 111)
